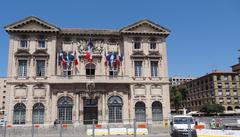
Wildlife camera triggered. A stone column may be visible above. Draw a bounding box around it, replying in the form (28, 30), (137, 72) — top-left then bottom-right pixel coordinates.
(98, 95), (102, 122)
(102, 93), (106, 122)
(75, 93), (79, 125)
(123, 93), (129, 124)
(7, 85), (14, 125)
(26, 85), (33, 125)
(129, 85), (134, 120)
(45, 84), (50, 124)
(79, 95), (83, 124)
(146, 85), (152, 121)
(162, 84), (170, 121)
(51, 91), (57, 124)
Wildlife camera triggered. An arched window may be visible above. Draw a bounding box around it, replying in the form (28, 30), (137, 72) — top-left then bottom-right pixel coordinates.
(227, 106), (233, 111)
(152, 101), (163, 121)
(57, 96), (73, 124)
(33, 103), (44, 124)
(13, 103), (26, 124)
(235, 106), (240, 110)
(135, 101), (146, 122)
(86, 63), (96, 77)
(108, 96), (123, 123)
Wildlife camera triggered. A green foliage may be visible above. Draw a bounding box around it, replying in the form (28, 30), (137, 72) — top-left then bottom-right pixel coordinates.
(170, 86), (188, 113)
(200, 103), (225, 114)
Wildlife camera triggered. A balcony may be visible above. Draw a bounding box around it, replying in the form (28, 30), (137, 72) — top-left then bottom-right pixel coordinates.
(49, 75), (130, 84)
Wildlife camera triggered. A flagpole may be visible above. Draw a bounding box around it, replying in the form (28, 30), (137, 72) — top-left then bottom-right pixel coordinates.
(105, 49), (107, 76)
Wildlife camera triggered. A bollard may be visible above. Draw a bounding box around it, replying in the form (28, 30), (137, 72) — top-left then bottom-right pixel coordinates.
(187, 117), (192, 137)
(3, 121), (6, 137)
(60, 120), (63, 137)
(31, 121), (34, 137)
(92, 119), (95, 137)
(133, 119), (136, 137)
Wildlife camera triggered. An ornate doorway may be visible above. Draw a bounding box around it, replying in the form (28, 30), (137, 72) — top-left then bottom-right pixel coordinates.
(83, 99), (98, 124)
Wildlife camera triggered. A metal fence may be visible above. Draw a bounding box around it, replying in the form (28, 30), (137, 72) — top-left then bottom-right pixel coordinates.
(0, 119), (170, 137)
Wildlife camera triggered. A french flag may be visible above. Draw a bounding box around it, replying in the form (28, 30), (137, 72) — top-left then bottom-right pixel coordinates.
(74, 50), (79, 66)
(104, 49), (108, 66)
(116, 52), (121, 67)
(86, 39), (93, 62)
(60, 52), (67, 67)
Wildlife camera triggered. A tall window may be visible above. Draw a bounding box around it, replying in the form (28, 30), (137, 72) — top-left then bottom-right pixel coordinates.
(133, 38), (141, 49)
(152, 101), (163, 121)
(109, 64), (118, 77)
(149, 38), (157, 49)
(18, 60), (27, 77)
(135, 102), (146, 122)
(36, 60), (45, 77)
(135, 61), (142, 77)
(20, 39), (28, 49)
(108, 96), (123, 123)
(58, 96), (73, 124)
(38, 39), (46, 49)
(33, 103), (44, 124)
(13, 103), (26, 124)
(86, 63), (96, 77)
(151, 61), (158, 77)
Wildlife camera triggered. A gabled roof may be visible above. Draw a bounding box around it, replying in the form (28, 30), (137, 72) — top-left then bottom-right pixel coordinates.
(120, 19), (170, 36)
(5, 16), (60, 33)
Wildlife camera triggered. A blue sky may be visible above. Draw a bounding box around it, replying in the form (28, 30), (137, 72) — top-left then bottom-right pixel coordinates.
(0, 0), (239, 77)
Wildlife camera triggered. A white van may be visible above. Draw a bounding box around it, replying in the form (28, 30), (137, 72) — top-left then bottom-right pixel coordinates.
(170, 115), (197, 137)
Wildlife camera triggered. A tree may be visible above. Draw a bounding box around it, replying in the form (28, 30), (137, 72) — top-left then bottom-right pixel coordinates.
(200, 103), (225, 114)
(170, 86), (188, 113)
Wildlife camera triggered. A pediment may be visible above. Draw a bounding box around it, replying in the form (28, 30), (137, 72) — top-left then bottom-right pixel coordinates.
(5, 16), (60, 33)
(32, 50), (49, 57)
(15, 50), (31, 57)
(120, 19), (170, 35)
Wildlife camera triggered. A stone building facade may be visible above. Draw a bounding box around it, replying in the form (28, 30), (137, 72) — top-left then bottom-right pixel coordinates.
(178, 71), (240, 112)
(169, 76), (196, 87)
(4, 16), (170, 125)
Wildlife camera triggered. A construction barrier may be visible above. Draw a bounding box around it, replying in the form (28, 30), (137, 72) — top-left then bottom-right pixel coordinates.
(197, 129), (240, 137)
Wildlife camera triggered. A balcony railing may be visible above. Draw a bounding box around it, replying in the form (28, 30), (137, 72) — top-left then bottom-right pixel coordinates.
(49, 75), (169, 84)
(49, 75), (130, 84)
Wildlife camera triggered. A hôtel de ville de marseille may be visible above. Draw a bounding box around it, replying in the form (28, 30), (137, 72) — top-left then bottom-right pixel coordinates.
(1, 16), (170, 125)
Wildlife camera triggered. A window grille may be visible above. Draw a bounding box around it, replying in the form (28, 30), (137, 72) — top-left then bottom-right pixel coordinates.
(13, 103), (26, 124)
(57, 96), (73, 124)
(152, 101), (163, 121)
(135, 102), (146, 122)
(33, 103), (44, 124)
(108, 96), (123, 123)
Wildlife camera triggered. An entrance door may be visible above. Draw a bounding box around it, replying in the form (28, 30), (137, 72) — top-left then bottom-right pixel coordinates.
(83, 99), (98, 124)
